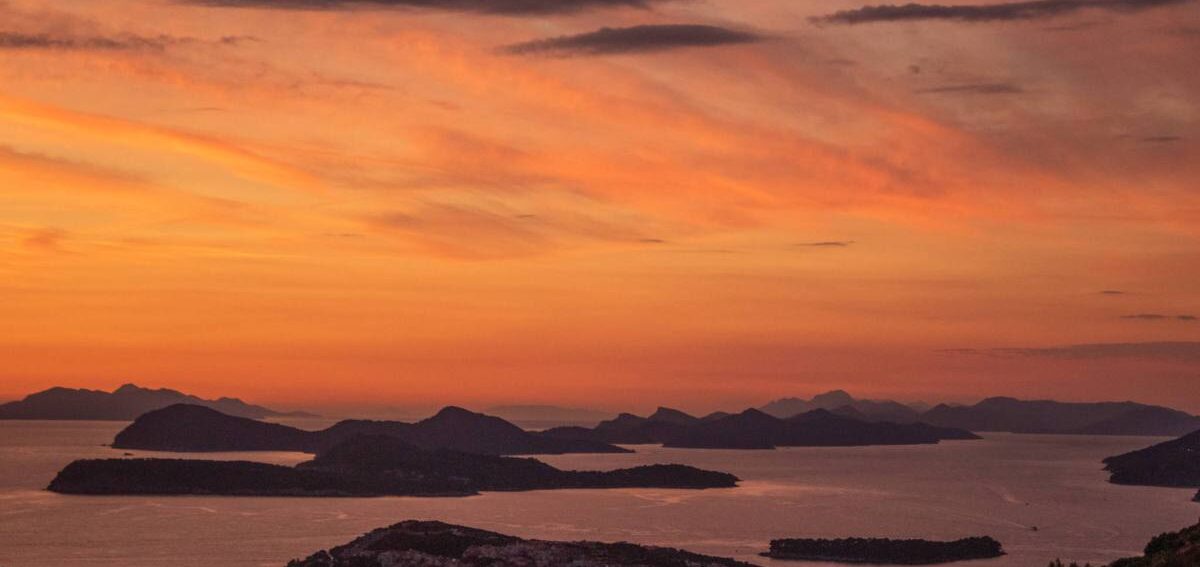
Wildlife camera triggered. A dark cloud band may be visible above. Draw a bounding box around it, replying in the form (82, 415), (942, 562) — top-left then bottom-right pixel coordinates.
(946, 341), (1200, 359)
(813, 0), (1192, 25)
(186, 0), (660, 15)
(0, 31), (175, 50)
(503, 25), (762, 56)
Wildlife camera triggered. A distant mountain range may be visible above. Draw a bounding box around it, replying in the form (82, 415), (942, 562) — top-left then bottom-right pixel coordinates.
(482, 405), (614, 428)
(0, 384), (315, 421)
(541, 406), (978, 450)
(113, 404), (628, 455)
(760, 390), (922, 423)
(920, 397), (1200, 436)
(758, 391), (1200, 437)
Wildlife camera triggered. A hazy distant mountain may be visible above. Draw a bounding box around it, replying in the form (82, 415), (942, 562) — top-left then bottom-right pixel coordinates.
(541, 406), (978, 449)
(482, 405), (614, 427)
(760, 390), (922, 423)
(920, 397), (1200, 436)
(1103, 428), (1200, 487)
(113, 404), (628, 455)
(0, 384), (314, 421)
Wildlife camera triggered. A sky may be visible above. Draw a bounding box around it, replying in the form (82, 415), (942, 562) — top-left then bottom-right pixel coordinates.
(0, 0), (1198, 414)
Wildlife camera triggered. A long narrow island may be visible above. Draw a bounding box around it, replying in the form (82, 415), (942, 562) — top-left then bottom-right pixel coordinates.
(762, 536), (1004, 564)
(48, 435), (738, 497)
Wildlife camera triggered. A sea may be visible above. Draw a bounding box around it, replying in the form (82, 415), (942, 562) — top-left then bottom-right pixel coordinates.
(0, 419), (1196, 566)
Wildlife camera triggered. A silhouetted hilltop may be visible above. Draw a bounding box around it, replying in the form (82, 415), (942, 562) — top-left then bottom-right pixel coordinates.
(114, 404), (312, 452)
(49, 435), (737, 497)
(1102, 428), (1200, 487)
(921, 397), (1200, 436)
(764, 536), (1004, 564)
(1049, 521), (1200, 567)
(761, 390), (922, 423)
(287, 520), (757, 566)
(0, 383), (313, 421)
(546, 407), (701, 445)
(483, 404), (613, 427)
(667, 409), (978, 449)
(113, 404), (629, 455)
(542, 407), (978, 450)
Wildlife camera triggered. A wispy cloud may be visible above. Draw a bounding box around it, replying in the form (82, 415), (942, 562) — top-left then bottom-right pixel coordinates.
(503, 25), (763, 56)
(798, 240), (856, 247)
(1121, 313), (1197, 321)
(945, 341), (1200, 360)
(186, 0), (664, 15)
(0, 31), (181, 51)
(916, 83), (1025, 95)
(813, 0), (1192, 25)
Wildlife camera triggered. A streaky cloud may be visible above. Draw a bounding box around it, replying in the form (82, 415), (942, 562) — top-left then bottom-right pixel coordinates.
(502, 25), (762, 56)
(947, 341), (1200, 360)
(0, 31), (178, 50)
(1121, 313), (1197, 321)
(916, 83), (1024, 94)
(798, 240), (856, 247)
(812, 0), (1192, 25)
(185, 0), (663, 15)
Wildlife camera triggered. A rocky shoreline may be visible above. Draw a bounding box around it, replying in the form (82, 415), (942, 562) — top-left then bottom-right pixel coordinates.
(761, 536), (1004, 564)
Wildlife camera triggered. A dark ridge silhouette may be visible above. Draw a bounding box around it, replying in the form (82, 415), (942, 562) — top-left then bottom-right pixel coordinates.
(286, 520), (757, 566)
(113, 404), (628, 455)
(1102, 428), (1200, 487)
(49, 435), (737, 497)
(0, 383), (314, 421)
(113, 404), (313, 452)
(921, 397), (1200, 436)
(542, 406), (977, 450)
(1049, 521), (1200, 566)
(761, 390), (922, 423)
(763, 536), (1004, 564)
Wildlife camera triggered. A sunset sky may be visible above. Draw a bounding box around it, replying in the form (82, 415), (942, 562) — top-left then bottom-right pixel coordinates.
(1, 0), (1198, 414)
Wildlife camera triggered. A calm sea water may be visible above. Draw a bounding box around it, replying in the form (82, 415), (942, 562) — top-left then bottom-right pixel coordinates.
(0, 420), (1196, 566)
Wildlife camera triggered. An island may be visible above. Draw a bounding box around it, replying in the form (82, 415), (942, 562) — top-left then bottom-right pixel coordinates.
(543, 407), (978, 450)
(287, 520), (757, 566)
(762, 536), (1004, 564)
(1102, 427), (1200, 487)
(48, 434), (738, 497)
(113, 404), (627, 455)
(0, 383), (315, 421)
(920, 397), (1200, 437)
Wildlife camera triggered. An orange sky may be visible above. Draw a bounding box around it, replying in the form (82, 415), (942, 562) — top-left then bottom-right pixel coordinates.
(1, 0), (1198, 414)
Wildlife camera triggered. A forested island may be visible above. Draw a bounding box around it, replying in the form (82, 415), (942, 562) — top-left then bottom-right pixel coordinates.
(762, 536), (1004, 564)
(543, 407), (978, 450)
(1102, 428), (1200, 487)
(113, 404), (626, 455)
(48, 435), (737, 497)
(287, 520), (756, 567)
